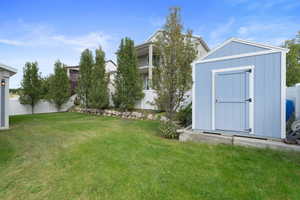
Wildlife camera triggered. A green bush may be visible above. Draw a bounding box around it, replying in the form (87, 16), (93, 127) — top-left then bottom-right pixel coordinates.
(176, 103), (192, 127)
(158, 121), (180, 139)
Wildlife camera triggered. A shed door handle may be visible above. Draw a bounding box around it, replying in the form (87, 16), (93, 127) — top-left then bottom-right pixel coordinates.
(245, 98), (252, 102)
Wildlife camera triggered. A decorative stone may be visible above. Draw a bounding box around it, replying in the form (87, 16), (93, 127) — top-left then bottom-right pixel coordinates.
(72, 107), (164, 121)
(147, 114), (154, 120)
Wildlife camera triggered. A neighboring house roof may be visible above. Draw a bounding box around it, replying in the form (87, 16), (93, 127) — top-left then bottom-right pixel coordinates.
(65, 60), (117, 72)
(144, 30), (210, 52)
(135, 42), (152, 50)
(199, 38), (289, 61)
(0, 63), (17, 76)
(64, 65), (79, 69)
(106, 60), (117, 67)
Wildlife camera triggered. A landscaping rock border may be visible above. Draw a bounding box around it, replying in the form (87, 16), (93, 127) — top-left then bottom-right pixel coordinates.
(71, 107), (168, 121)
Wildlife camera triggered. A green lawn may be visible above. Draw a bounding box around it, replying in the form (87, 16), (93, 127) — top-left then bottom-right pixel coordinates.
(0, 113), (300, 200)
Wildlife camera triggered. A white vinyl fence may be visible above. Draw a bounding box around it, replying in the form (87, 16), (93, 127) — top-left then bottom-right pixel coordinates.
(9, 95), (76, 116)
(134, 89), (192, 110)
(287, 84), (300, 119)
(135, 90), (157, 110)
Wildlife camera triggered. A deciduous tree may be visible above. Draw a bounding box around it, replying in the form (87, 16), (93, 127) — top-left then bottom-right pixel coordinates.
(284, 31), (300, 86)
(77, 49), (94, 108)
(19, 62), (42, 114)
(153, 7), (197, 120)
(89, 47), (109, 109)
(48, 60), (70, 111)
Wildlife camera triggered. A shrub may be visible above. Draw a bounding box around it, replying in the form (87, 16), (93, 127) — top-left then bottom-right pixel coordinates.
(158, 121), (180, 139)
(176, 103), (192, 127)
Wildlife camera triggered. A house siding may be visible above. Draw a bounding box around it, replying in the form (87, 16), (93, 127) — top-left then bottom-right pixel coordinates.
(206, 41), (269, 59)
(194, 52), (282, 138)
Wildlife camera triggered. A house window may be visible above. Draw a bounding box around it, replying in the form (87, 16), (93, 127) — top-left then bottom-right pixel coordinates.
(153, 55), (158, 66)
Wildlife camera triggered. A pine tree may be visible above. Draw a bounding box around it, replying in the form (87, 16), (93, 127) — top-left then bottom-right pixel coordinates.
(153, 7), (197, 120)
(19, 62), (42, 114)
(89, 47), (109, 109)
(113, 38), (144, 110)
(77, 49), (94, 108)
(48, 60), (71, 111)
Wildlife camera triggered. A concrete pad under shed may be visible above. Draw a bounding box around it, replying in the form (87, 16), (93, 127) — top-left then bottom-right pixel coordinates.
(179, 130), (300, 152)
(179, 131), (233, 145)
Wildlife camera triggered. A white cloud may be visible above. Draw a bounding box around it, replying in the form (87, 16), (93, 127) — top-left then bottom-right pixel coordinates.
(149, 16), (165, 28)
(0, 21), (113, 52)
(0, 20), (118, 88)
(226, 0), (300, 10)
(202, 15), (299, 49)
(0, 39), (26, 46)
(235, 19), (299, 46)
(208, 18), (235, 47)
(51, 32), (112, 52)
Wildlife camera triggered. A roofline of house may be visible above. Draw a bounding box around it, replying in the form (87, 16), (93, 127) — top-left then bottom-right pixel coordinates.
(65, 60), (117, 69)
(135, 42), (153, 49)
(136, 30), (210, 52)
(64, 66), (79, 69)
(106, 59), (117, 66)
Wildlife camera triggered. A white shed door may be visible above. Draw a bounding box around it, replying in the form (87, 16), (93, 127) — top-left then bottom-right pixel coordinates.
(215, 69), (252, 133)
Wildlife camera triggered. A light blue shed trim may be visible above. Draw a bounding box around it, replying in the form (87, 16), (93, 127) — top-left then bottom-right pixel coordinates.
(281, 52), (286, 138)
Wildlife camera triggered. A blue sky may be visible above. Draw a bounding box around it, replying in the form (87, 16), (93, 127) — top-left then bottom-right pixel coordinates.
(1, 0), (299, 88)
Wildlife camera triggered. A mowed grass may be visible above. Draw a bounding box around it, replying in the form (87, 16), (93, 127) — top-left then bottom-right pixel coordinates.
(0, 113), (300, 200)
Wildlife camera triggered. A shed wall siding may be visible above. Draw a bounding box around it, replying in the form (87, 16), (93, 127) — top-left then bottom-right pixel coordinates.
(194, 52), (282, 138)
(206, 41), (269, 59)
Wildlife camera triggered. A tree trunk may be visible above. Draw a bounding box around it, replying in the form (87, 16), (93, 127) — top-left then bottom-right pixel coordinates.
(57, 105), (61, 112)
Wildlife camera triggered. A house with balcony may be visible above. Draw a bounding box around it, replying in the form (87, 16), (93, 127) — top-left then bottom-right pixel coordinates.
(65, 31), (209, 110)
(135, 30), (210, 109)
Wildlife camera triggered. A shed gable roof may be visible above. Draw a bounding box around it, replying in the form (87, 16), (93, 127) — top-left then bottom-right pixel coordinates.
(0, 63), (17, 77)
(200, 38), (288, 61)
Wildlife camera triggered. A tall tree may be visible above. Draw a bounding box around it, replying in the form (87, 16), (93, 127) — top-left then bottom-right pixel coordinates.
(89, 47), (109, 109)
(284, 31), (300, 86)
(48, 60), (71, 111)
(19, 62), (42, 114)
(113, 37), (144, 110)
(77, 49), (94, 108)
(153, 7), (197, 120)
